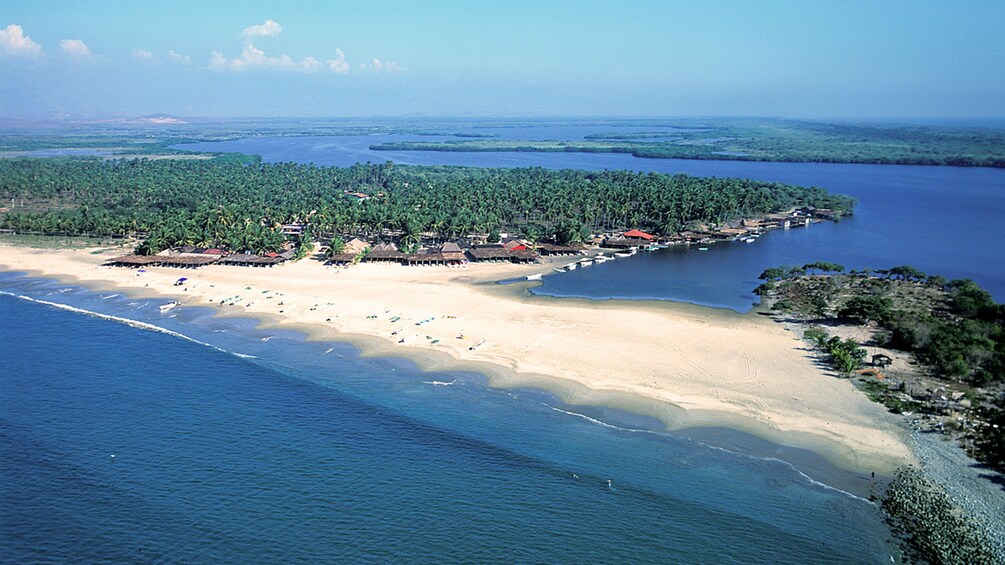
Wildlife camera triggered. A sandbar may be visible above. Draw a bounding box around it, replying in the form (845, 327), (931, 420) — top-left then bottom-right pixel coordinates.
(0, 243), (914, 473)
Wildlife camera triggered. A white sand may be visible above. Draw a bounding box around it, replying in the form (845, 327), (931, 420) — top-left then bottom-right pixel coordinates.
(0, 243), (914, 472)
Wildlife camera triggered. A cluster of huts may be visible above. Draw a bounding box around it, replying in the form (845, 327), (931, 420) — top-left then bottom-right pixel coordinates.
(602, 208), (832, 248)
(105, 207), (835, 271)
(106, 246), (296, 269)
(326, 238), (584, 267)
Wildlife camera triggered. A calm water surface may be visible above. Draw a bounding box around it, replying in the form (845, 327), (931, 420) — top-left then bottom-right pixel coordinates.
(0, 274), (897, 563)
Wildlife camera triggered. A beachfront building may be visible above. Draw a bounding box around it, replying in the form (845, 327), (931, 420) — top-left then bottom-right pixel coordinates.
(365, 242), (404, 263)
(537, 242), (587, 256)
(324, 237), (370, 266)
(403, 243), (469, 266)
(106, 247), (295, 269)
(467, 244), (539, 263)
(218, 250), (295, 267)
(604, 229), (655, 249)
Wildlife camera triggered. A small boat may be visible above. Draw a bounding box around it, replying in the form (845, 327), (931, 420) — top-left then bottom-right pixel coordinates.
(526, 273), (543, 281)
(744, 237), (756, 243)
(615, 252), (633, 258)
(566, 262), (577, 270)
(553, 268), (566, 273)
(579, 259), (593, 267)
(698, 247), (709, 251)
(159, 301), (179, 313)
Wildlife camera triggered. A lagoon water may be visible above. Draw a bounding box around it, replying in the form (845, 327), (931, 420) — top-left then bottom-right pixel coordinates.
(0, 274), (897, 563)
(175, 127), (1005, 310)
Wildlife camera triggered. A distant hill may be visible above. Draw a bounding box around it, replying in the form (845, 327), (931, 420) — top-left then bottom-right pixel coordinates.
(117, 114), (189, 125)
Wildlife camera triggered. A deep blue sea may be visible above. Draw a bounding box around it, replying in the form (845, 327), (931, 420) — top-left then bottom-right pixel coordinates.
(175, 127), (1005, 310)
(0, 274), (897, 563)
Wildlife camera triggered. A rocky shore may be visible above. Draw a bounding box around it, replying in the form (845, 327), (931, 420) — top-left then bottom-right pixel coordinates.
(888, 428), (1005, 564)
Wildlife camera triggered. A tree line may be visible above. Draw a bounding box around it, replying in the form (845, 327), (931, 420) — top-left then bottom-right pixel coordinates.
(0, 157), (854, 255)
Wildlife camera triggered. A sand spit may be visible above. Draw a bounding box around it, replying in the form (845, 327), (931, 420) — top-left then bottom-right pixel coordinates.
(0, 244), (913, 473)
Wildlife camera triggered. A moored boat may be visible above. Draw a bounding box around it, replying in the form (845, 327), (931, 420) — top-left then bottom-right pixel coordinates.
(159, 300), (179, 313)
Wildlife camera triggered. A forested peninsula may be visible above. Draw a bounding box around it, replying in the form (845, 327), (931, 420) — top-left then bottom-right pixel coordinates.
(371, 120), (1005, 168)
(0, 158), (852, 254)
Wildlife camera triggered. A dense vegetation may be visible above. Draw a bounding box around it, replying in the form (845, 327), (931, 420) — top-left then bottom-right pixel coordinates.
(372, 119), (1005, 168)
(0, 158), (852, 255)
(757, 265), (1004, 385)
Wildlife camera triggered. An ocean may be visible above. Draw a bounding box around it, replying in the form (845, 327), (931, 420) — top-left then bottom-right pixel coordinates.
(0, 273), (897, 563)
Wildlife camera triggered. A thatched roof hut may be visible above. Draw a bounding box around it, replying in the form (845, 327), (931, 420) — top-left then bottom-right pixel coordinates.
(155, 255), (221, 268)
(326, 252), (358, 266)
(105, 255), (159, 268)
(344, 238), (369, 254)
(219, 253), (284, 267)
(365, 242), (404, 262)
(537, 243), (586, 256)
(468, 245), (539, 263)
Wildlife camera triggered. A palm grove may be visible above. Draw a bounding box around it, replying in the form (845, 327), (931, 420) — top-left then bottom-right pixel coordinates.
(0, 158), (853, 255)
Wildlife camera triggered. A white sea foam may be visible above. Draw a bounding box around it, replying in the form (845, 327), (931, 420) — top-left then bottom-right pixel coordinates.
(545, 404), (870, 503)
(423, 379), (456, 386)
(547, 405), (657, 435)
(100, 293), (120, 300)
(1, 291), (257, 362)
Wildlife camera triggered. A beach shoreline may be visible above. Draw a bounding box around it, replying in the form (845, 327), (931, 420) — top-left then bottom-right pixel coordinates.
(0, 243), (914, 476)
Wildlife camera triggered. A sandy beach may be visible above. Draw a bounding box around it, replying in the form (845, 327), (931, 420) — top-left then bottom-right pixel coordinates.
(0, 243), (914, 473)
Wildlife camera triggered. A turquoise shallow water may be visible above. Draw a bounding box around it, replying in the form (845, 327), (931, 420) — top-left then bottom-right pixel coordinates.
(0, 272), (898, 563)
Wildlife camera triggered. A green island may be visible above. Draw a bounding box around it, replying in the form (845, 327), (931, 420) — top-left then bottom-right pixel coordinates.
(370, 119), (1005, 168)
(0, 158), (852, 254)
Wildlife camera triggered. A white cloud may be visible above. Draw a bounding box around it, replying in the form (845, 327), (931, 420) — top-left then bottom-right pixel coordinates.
(360, 58), (401, 73)
(212, 20), (363, 75)
(132, 49), (154, 60)
(0, 24), (43, 58)
(242, 19), (282, 39)
(167, 50), (191, 64)
(59, 38), (91, 58)
(210, 43), (320, 72)
(326, 48), (349, 74)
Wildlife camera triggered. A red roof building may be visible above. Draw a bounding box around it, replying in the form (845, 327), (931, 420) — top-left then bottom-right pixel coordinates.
(623, 229), (654, 240)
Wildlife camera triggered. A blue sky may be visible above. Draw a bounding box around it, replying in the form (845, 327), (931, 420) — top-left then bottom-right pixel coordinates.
(1, 0), (1003, 119)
